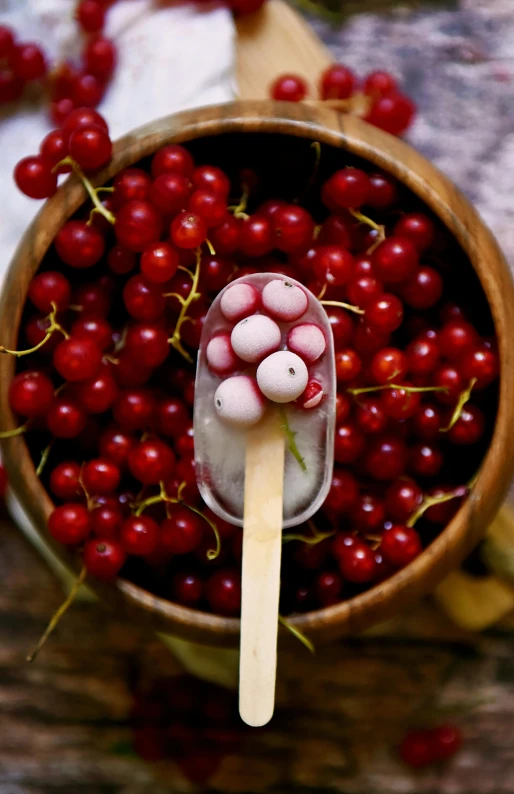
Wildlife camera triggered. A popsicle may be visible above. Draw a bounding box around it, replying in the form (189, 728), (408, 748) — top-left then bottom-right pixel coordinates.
(194, 273), (336, 726)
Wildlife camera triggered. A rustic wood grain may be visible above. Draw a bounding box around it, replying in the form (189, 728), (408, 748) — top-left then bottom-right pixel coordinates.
(2, 516), (514, 794)
(1, 103), (514, 647)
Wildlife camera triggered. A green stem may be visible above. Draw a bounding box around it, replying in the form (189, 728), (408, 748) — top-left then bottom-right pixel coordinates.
(440, 378), (477, 432)
(168, 247), (203, 364)
(320, 300), (364, 315)
(347, 383), (449, 396)
(279, 407), (306, 472)
(0, 422), (29, 439)
(56, 157), (116, 226)
(279, 615), (315, 654)
(36, 441), (53, 477)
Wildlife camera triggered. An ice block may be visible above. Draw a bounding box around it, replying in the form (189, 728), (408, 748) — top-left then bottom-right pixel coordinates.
(194, 273), (336, 727)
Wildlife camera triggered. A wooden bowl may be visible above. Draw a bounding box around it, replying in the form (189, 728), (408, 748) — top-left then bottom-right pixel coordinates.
(1, 100), (514, 648)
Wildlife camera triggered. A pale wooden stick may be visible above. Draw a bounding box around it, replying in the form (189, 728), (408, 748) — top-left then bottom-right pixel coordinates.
(239, 409), (285, 727)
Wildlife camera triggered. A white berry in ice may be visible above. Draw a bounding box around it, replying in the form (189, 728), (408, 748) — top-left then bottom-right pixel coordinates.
(287, 322), (326, 363)
(220, 282), (261, 323)
(206, 333), (239, 376)
(262, 278), (308, 322)
(214, 375), (266, 427)
(231, 314), (281, 363)
(256, 350), (308, 403)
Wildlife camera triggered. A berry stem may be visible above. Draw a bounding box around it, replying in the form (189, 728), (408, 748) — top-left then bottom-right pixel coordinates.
(0, 422), (29, 439)
(279, 615), (315, 653)
(56, 157), (116, 226)
(279, 406), (307, 472)
(348, 383), (449, 396)
(0, 302), (68, 356)
(321, 299), (364, 315)
(36, 440), (53, 477)
(178, 499), (221, 561)
(27, 565), (87, 663)
(440, 378), (477, 432)
(228, 184), (250, 220)
(407, 486), (468, 528)
(168, 247), (203, 364)
(282, 523), (334, 545)
(349, 208), (386, 252)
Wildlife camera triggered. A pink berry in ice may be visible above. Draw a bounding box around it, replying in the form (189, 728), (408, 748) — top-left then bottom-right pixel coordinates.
(206, 333), (240, 376)
(262, 278), (308, 321)
(220, 282), (261, 322)
(287, 322), (326, 363)
(296, 378), (325, 409)
(231, 314), (281, 363)
(256, 350), (308, 403)
(214, 375), (266, 427)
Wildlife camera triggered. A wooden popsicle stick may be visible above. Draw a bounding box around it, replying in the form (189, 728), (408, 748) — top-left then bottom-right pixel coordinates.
(239, 408), (285, 727)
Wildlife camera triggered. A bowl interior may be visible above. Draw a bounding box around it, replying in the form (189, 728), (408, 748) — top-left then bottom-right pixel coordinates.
(1, 102), (513, 646)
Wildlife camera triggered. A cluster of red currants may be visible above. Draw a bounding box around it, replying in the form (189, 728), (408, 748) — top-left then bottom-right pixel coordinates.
(129, 674), (247, 782)
(4, 124), (499, 617)
(0, 5), (117, 118)
(399, 723), (462, 769)
(271, 66), (416, 137)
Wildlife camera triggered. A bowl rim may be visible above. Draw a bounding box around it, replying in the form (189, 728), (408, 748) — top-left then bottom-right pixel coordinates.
(1, 99), (514, 646)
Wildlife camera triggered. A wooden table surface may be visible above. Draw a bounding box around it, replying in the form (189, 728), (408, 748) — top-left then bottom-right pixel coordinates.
(3, 0), (514, 792)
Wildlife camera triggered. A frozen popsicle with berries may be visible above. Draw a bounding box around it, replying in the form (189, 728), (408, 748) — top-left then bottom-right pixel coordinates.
(194, 273), (336, 728)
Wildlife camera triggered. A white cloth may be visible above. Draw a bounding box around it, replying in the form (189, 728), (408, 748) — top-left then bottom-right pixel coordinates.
(0, 0), (237, 280)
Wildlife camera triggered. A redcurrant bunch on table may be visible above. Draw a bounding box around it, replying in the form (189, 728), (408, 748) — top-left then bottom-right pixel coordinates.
(270, 65), (416, 136)
(2, 125), (499, 629)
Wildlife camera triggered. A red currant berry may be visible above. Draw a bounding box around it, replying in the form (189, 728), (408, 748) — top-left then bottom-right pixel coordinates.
(170, 211), (208, 249)
(161, 506), (203, 554)
(353, 320), (390, 356)
(322, 168), (370, 210)
(121, 515), (160, 556)
(69, 125), (112, 171)
(399, 730), (437, 768)
(319, 64), (355, 99)
(155, 397), (189, 438)
(192, 165), (230, 198)
(448, 404), (485, 445)
(72, 283), (111, 318)
(370, 347), (408, 384)
(394, 212), (435, 252)
(83, 539), (126, 580)
(406, 338), (440, 376)
(123, 275), (165, 321)
(401, 266), (443, 310)
(323, 469), (360, 514)
(460, 346), (499, 389)
(173, 571), (203, 607)
(49, 461), (83, 501)
(381, 383), (421, 420)
(49, 503), (90, 545)
(113, 168), (151, 207)
(76, 0), (105, 33)
(272, 204), (314, 252)
(9, 371), (54, 419)
(82, 458), (120, 495)
(365, 173), (399, 210)
(385, 477), (423, 523)
(75, 371), (119, 414)
(200, 255), (234, 293)
(55, 220), (104, 268)
(365, 435), (408, 480)
(372, 236), (418, 283)
(108, 244), (137, 275)
(352, 493), (385, 531)
(115, 200), (162, 252)
(188, 189), (227, 228)
(314, 571), (343, 606)
(346, 274), (383, 307)
(151, 144), (195, 178)
(355, 397), (388, 435)
(14, 156), (57, 199)
(205, 569), (241, 616)
(432, 724), (462, 760)
(313, 245), (354, 286)
(28, 271), (70, 313)
(270, 73), (307, 102)
(381, 524), (421, 567)
(39, 129), (69, 168)
(365, 93), (416, 136)
(433, 365), (464, 404)
(363, 70), (397, 97)
(61, 107), (108, 138)
(317, 214), (354, 248)
(99, 425), (135, 467)
(128, 438), (175, 484)
(209, 214), (240, 254)
(326, 307), (354, 348)
(338, 542), (377, 583)
(71, 72), (104, 107)
(84, 36), (117, 80)
(410, 443), (443, 478)
(71, 316), (111, 350)
(365, 293), (404, 332)
(125, 322), (169, 368)
(12, 43), (47, 81)
(113, 388), (155, 430)
(53, 337), (102, 381)
(90, 504), (123, 539)
(238, 215), (273, 257)
(0, 26), (15, 60)
(0, 67), (24, 104)
(335, 348), (362, 382)
(411, 403), (443, 440)
(334, 422), (365, 464)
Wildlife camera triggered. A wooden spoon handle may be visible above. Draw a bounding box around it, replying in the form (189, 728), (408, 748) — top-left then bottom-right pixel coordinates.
(239, 409), (285, 727)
